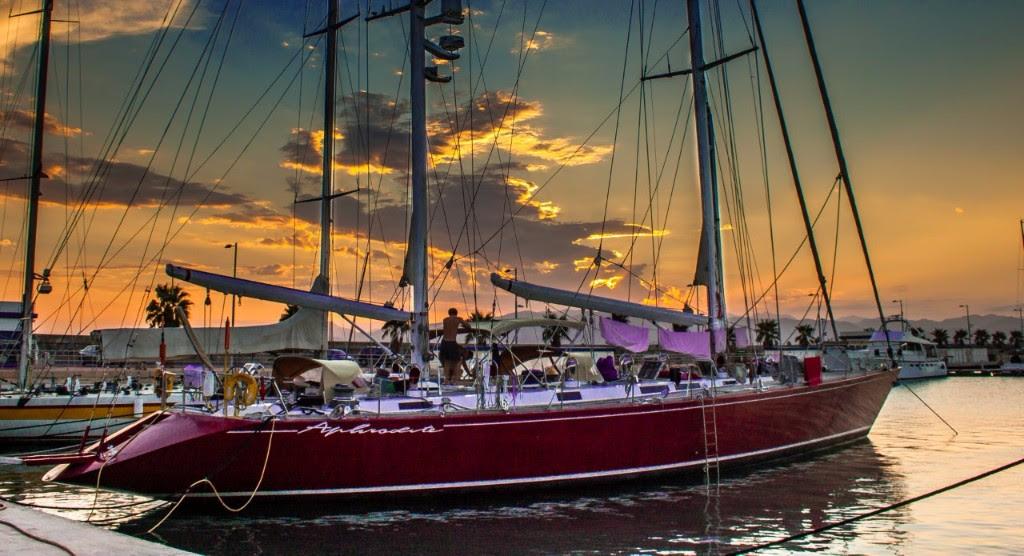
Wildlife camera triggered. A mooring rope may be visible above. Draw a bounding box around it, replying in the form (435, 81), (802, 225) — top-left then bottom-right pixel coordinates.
(146, 417), (276, 532)
(901, 382), (958, 436)
(727, 455), (1024, 555)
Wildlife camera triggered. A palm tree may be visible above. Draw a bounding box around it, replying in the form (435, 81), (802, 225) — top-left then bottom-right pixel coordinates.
(930, 328), (949, 347)
(973, 328), (990, 346)
(144, 283), (192, 328)
(991, 331), (1007, 348)
(542, 309), (570, 347)
(381, 319), (410, 353)
(953, 329), (969, 346)
(1010, 330), (1023, 349)
(279, 304), (299, 321)
(795, 324), (816, 347)
(467, 310), (495, 345)
(755, 320), (780, 348)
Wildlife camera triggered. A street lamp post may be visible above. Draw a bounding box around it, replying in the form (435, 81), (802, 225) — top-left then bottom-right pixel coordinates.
(959, 304), (972, 342)
(224, 243), (238, 368)
(1016, 305), (1024, 338)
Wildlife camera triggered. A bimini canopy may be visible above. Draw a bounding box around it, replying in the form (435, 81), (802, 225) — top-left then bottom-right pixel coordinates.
(272, 356), (364, 397)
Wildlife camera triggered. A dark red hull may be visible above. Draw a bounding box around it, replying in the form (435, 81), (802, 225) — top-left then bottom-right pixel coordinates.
(45, 370), (897, 499)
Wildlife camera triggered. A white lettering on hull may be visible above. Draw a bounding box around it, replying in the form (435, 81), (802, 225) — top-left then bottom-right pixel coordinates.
(297, 421), (442, 437)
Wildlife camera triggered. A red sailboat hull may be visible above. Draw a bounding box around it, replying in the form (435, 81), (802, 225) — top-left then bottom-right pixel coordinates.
(44, 370), (897, 499)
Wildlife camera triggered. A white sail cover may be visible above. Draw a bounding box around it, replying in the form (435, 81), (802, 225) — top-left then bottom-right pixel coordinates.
(167, 264), (409, 323)
(99, 305), (324, 362)
(490, 273), (706, 327)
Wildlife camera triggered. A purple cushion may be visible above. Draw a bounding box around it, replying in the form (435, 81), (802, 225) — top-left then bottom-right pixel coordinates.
(596, 356), (618, 381)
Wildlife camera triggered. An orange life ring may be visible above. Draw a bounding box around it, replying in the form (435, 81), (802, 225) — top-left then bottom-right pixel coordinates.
(223, 372), (258, 407)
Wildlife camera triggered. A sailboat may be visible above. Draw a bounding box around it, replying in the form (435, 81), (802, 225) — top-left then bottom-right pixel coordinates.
(33, 0), (899, 500)
(0, 0), (166, 441)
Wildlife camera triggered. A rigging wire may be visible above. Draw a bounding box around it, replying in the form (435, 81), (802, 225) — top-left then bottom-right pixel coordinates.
(729, 176), (842, 328)
(468, 25), (689, 263)
(34, 30), (324, 333)
(38, 35), (324, 334)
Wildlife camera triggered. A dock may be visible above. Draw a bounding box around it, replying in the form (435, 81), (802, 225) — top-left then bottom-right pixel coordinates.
(0, 500), (193, 555)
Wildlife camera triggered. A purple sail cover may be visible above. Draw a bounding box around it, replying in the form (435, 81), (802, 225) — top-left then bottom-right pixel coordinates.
(659, 329), (711, 358)
(599, 318), (650, 353)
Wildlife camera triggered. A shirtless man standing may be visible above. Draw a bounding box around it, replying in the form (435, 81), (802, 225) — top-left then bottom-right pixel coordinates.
(440, 308), (470, 383)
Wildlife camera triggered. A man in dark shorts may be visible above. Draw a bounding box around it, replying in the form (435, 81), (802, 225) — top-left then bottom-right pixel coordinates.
(440, 307), (470, 383)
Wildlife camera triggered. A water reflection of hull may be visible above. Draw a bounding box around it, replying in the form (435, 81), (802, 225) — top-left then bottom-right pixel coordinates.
(117, 436), (908, 555)
(43, 370), (896, 500)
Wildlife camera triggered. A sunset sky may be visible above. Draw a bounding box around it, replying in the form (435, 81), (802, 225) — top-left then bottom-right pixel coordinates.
(0, 0), (1022, 339)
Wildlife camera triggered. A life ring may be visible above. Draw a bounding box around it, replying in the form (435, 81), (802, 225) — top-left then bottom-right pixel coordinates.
(223, 372), (258, 407)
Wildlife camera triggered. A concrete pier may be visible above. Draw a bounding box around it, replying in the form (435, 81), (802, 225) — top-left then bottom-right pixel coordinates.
(0, 500), (193, 555)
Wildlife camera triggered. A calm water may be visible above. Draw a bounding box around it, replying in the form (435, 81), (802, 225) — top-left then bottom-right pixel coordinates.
(2, 377), (1022, 555)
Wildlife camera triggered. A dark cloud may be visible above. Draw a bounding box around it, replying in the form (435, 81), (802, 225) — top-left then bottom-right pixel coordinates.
(274, 91), (645, 292)
(0, 137), (277, 223)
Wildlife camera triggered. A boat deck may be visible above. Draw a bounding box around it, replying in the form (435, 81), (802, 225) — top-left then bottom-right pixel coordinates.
(217, 370), (867, 421)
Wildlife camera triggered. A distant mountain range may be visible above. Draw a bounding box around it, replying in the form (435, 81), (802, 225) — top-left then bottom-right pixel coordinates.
(835, 314), (1023, 335)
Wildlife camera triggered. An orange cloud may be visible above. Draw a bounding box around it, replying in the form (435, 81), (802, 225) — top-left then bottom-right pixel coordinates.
(515, 30), (562, 53)
(573, 225), (670, 244)
(2, 109), (82, 136)
(431, 92), (611, 168)
(589, 275), (624, 290)
(534, 260), (559, 274)
(507, 177), (560, 220)
(641, 286), (689, 309)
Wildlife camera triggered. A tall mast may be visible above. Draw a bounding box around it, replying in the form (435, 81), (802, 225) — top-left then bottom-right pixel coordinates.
(796, 0), (891, 360)
(407, 1), (429, 371)
(364, 1), (463, 372)
(319, 0), (339, 353)
(749, 0), (839, 341)
(686, 0), (725, 354)
(19, 0), (54, 390)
